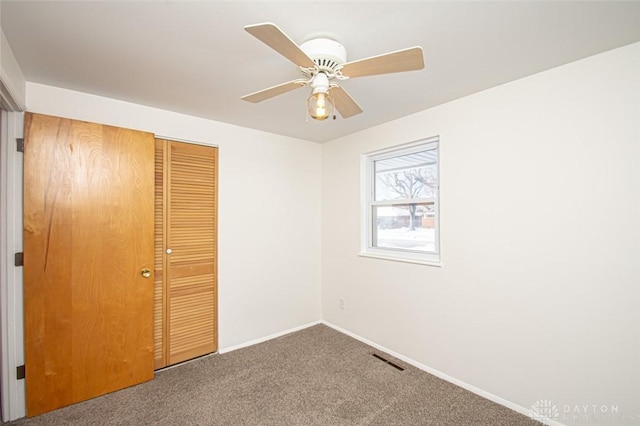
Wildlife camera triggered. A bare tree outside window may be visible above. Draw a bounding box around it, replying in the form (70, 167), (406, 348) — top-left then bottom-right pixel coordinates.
(377, 165), (437, 230)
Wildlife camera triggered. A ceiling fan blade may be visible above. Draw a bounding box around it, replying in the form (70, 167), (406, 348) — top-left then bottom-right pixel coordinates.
(245, 22), (316, 68)
(241, 80), (305, 103)
(332, 86), (363, 118)
(340, 46), (425, 78)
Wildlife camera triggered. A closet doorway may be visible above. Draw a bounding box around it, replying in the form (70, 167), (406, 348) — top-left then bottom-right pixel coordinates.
(22, 114), (219, 416)
(153, 139), (218, 369)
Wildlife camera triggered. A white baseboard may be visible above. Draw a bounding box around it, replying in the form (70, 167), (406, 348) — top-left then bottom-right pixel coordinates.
(321, 320), (564, 426)
(218, 320), (322, 354)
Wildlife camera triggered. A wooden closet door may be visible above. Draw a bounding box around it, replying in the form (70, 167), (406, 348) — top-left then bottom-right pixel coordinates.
(154, 139), (217, 368)
(23, 113), (155, 416)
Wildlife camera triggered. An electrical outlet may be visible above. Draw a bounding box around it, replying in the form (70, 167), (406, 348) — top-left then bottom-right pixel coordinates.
(339, 297), (345, 310)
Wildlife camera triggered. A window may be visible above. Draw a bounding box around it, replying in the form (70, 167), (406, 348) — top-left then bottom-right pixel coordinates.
(361, 137), (440, 265)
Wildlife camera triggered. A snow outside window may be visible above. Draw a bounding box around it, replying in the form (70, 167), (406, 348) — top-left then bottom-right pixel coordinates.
(360, 137), (440, 265)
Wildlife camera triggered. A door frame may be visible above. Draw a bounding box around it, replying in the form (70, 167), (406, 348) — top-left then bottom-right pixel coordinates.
(0, 108), (25, 421)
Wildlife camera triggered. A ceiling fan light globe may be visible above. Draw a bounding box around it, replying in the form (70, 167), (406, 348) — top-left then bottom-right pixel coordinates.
(307, 90), (334, 121)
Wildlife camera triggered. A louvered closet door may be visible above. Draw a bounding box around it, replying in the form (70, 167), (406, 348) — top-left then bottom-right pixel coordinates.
(154, 139), (218, 368)
(153, 140), (167, 369)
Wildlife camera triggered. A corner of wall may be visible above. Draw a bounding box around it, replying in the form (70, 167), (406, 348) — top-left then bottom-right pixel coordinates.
(0, 27), (27, 111)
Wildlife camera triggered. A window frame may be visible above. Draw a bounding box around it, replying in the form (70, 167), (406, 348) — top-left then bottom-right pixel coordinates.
(360, 136), (441, 266)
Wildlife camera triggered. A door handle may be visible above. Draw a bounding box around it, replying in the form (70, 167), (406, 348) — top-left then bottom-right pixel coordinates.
(141, 268), (151, 278)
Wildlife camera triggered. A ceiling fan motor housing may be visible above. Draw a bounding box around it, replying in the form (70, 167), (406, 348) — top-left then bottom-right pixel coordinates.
(300, 38), (347, 74)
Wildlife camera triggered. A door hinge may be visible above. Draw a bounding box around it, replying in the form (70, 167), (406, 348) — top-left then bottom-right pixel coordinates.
(16, 365), (25, 380)
(16, 138), (24, 153)
(14, 252), (23, 267)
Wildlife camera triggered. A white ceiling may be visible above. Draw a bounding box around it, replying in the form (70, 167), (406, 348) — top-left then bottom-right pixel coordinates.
(2, 1), (640, 143)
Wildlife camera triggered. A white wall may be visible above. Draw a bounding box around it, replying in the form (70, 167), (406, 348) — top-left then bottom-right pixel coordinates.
(26, 83), (322, 351)
(0, 27), (26, 109)
(322, 41), (640, 424)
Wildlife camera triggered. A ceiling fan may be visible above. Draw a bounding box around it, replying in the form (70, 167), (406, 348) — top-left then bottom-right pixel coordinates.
(241, 23), (425, 121)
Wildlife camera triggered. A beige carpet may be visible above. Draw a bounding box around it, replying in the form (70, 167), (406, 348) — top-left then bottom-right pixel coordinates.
(7, 324), (539, 425)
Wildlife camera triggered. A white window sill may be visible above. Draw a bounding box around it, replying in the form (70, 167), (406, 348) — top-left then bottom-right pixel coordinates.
(358, 251), (441, 267)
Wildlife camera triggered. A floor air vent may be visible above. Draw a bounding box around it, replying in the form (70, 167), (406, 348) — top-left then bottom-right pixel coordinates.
(372, 353), (405, 371)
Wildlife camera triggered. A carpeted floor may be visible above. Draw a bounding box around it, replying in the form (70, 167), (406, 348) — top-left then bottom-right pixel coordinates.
(6, 324), (540, 425)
